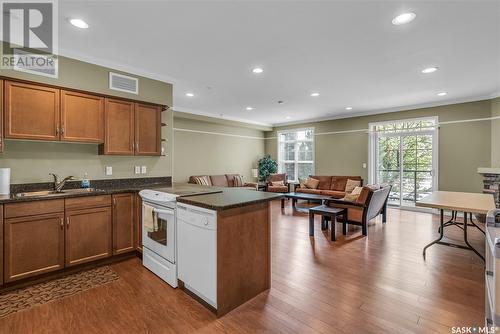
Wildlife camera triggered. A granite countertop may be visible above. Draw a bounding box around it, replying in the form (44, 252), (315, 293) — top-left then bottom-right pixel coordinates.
(177, 187), (283, 211)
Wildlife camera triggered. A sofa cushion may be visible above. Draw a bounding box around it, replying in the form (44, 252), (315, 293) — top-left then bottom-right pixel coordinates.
(319, 190), (345, 198)
(268, 173), (286, 184)
(345, 179), (361, 193)
(305, 177), (320, 189)
(310, 175), (332, 190)
(331, 176), (362, 191)
(210, 175), (229, 187)
(268, 185), (288, 193)
(271, 180), (285, 186)
(192, 175), (212, 186)
(296, 188), (321, 195)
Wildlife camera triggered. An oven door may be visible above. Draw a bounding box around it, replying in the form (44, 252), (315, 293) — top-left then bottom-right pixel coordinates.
(142, 204), (175, 263)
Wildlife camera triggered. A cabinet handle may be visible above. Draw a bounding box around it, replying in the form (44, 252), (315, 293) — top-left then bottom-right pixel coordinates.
(60, 217), (64, 229)
(56, 125), (60, 135)
(66, 217), (70, 229)
(113, 198), (117, 206)
(61, 127), (65, 135)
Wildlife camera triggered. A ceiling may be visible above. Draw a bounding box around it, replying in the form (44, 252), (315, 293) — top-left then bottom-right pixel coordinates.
(58, 0), (500, 126)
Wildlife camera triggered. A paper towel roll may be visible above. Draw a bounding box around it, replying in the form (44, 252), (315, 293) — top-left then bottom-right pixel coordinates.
(0, 168), (11, 195)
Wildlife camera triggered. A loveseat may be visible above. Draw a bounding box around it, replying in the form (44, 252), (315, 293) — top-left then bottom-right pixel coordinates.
(296, 175), (363, 198)
(188, 174), (258, 190)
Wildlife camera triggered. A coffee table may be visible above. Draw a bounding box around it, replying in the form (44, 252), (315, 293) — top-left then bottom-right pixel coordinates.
(309, 205), (346, 241)
(281, 192), (332, 210)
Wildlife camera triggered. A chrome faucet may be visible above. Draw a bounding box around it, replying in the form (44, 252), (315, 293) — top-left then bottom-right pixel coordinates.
(49, 173), (74, 192)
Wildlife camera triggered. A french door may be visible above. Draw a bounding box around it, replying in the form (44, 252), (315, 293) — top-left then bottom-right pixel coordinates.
(369, 118), (438, 208)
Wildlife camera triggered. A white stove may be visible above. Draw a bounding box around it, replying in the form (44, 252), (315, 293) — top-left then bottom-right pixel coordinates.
(139, 189), (178, 288)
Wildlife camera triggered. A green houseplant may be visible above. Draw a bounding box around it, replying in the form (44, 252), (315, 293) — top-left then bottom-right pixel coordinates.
(258, 155), (278, 182)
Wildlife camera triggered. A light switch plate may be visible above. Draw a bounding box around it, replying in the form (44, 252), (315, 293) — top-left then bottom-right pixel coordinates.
(141, 166), (147, 174)
(134, 166), (141, 174)
(362, 163), (367, 169)
(105, 166), (113, 175)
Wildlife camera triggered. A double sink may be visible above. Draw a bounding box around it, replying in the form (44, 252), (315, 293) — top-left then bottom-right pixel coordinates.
(13, 188), (106, 198)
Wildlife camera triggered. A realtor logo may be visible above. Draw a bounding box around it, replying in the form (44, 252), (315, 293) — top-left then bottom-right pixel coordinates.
(1, 0), (58, 77)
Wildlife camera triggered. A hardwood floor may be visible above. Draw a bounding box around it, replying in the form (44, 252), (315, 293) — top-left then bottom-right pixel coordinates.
(0, 200), (485, 333)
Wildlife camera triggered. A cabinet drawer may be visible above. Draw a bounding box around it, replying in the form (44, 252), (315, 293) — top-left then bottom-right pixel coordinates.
(65, 195), (111, 210)
(4, 199), (64, 218)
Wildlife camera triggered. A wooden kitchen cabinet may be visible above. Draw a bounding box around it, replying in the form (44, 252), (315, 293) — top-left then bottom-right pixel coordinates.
(60, 90), (104, 143)
(0, 205), (3, 286)
(4, 212), (65, 282)
(65, 206), (112, 267)
(112, 193), (135, 255)
(135, 103), (161, 156)
(4, 80), (60, 141)
(135, 194), (143, 252)
(100, 98), (135, 155)
(0, 79), (3, 153)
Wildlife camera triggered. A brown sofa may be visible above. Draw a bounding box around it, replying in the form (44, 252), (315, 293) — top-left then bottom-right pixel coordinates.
(189, 174), (258, 190)
(296, 175), (363, 198)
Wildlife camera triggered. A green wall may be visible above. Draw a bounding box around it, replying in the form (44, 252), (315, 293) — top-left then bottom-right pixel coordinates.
(266, 100), (493, 193)
(491, 97), (500, 167)
(0, 55), (173, 184)
(173, 112), (266, 183)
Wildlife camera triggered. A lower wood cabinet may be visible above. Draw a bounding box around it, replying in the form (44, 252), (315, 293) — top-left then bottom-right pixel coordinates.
(4, 212), (65, 283)
(65, 206), (112, 267)
(112, 193), (135, 255)
(135, 194), (143, 252)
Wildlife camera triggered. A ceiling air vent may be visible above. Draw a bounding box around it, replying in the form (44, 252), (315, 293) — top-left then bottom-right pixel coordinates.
(109, 72), (139, 94)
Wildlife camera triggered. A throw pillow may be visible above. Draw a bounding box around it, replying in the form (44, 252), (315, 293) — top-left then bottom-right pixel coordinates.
(351, 186), (363, 195)
(193, 176), (211, 186)
(299, 178), (306, 188)
(304, 177), (320, 189)
(271, 180), (285, 186)
(233, 175), (244, 187)
(342, 193), (359, 202)
(345, 179), (361, 193)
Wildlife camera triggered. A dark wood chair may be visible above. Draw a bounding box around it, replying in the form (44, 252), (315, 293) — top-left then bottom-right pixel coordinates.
(267, 173), (289, 193)
(325, 185), (391, 236)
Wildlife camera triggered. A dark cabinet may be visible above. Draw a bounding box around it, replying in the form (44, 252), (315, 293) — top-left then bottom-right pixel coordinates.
(112, 193), (135, 255)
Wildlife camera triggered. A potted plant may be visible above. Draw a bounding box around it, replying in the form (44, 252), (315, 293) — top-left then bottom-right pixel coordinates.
(258, 155), (278, 182)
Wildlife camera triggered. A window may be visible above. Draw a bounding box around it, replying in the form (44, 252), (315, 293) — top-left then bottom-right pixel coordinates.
(368, 117), (438, 208)
(278, 128), (315, 181)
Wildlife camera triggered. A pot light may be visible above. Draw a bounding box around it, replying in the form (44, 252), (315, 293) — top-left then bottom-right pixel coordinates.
(310, 92), (320, 97)
(246, 106), (253, 111)
(185, 92), (194, 97)
(285, 116), (291, 120)
(422, 67), (438, 74)
(69, 18), (89, 29)
(437, 92), (447, 96)
(345, 107), (353, 110)
(392, 12), (416, 25)
(252, 67), (264, 74)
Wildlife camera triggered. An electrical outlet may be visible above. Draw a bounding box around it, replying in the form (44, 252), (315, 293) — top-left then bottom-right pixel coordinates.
(134, 166), (141, 174)
(362, 163), (367, 169)
(105, 166), (113, 175)
(141, 166), (147, 174)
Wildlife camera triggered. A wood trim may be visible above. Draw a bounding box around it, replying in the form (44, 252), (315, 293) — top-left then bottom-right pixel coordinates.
(64, 195), (111, 211)
(0, 75), (168, 110)
(0, 79), (3, 153)
(60, 90), (105, 143)
(4, 199), (64, 219)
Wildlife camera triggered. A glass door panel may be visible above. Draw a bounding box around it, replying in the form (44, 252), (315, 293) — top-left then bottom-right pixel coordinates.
(377, 136), (401, 206)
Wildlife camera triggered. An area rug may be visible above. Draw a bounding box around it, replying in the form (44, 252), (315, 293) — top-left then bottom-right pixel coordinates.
(0, 266), (120, 318)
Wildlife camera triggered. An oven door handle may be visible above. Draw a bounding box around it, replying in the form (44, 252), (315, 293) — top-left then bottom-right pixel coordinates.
(153, 208), (174, 215)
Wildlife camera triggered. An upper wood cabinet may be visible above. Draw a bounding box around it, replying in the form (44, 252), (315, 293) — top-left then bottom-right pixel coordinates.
(4, 80), (60, 141)
(100, 99), (161, 156)
(101, 98), (135, 155)
(112, 193), (135, 255)
(0, 205), (3, 286)
(135, 103), (161, 156)
(60, 90), (104, 143)
(0, 79), (3, 153)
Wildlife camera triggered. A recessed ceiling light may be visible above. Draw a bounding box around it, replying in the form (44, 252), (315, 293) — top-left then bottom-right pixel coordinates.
(285, 116), (291, 120)
(422, 67), (438, 74)
(252, 67), (264, 74)
(310, 92), (320, 97)
(68, 18), (89, 29)
(245, 106), (253, 111)
(345, 107), (353, 110)
(185, 92), (194, 97)
(392, 12), (416, 25)
(437, 92), (447, 96)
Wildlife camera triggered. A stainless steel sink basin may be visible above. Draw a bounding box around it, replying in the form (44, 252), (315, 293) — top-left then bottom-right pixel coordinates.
(14, 188), (105, 198)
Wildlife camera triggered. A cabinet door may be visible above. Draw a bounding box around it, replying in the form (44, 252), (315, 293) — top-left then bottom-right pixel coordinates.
(0, 205), (3, 286)
(0, 79), (3, 153)
(101, 98), (134, 155)
(135, 194), (143, 252)
(60, 90), (104, 143)
(65, 206), (112, 267)
(112, 193), (135, 254)
(135, 103), (161, 156)
(4, 81), (60, 141)
(4, 212), (65, 282)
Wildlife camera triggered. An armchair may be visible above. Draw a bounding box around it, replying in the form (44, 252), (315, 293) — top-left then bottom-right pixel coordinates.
(326, 185), (391, 236)
(267, 173), (289, 193)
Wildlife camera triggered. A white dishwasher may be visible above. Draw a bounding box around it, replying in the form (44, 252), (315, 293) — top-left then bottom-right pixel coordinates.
(177, 202), (217, 308)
